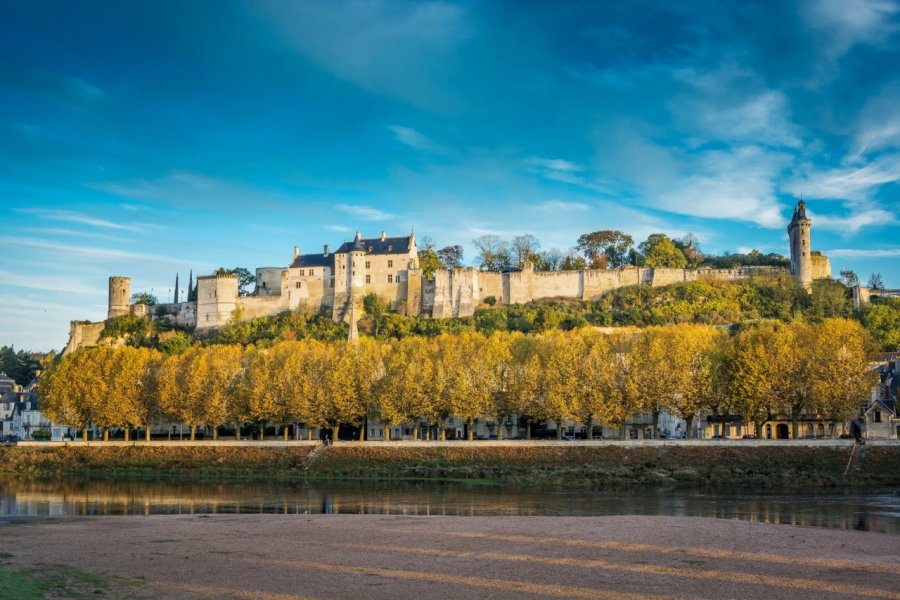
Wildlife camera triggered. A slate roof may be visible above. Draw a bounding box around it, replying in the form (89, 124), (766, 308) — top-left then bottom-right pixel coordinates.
(335, 235), (412, 255)
(290, 253), (336, 269)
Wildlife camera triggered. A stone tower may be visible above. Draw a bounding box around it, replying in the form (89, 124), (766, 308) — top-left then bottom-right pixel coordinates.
(787, 199), (813, 291)
(108, 276), (131, 319)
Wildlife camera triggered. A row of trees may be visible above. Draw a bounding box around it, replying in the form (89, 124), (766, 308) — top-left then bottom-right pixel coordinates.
(39, 319), (876, 442)
(465, 230), (781, 273)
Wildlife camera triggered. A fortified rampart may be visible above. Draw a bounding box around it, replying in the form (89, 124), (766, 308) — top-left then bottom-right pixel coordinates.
(64, 201), (838, 352)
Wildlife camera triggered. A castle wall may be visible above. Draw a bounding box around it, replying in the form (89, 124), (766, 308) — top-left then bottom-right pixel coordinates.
(477, 272), (503, 304)
(650, 268), (689, 287)
(236, 296), (287, 320)
(283, 267), (329, 313)
(582, 268), (644, 300)
(530, 269), (582, 299)
(405, 267), (422, 316)
(63, 321), (105, 355)
(811, 253), (831, 280)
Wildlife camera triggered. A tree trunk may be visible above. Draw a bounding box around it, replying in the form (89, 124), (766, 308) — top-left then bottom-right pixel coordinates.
(82, 428), (88, 442)
(103, 428), (109, 442)
(467, 419), (474, 441)
(145, 425), (151, 441)
(307, 428), (313, 441)
(384, 424), (391, 441)
(685, 414), (695, 440)
(652, 410), (660, 440)
(331, 425), (339, 443)
(283, 425), (289, 441)
(124, 428), (130, 442)
(791, 410), (799, 440)
(259, 422), (265, 441)
(497, 422), (504, 441)
(359, 425), (365, 442)
(212, 427), (218, 441)
(235, 422), (241, 441)
(439, 418), (446, 441)
(556, 424), (562, 440)
(526, 419), (532, 440)
(413, 426), (419, 441)
(190, 425), (196, 441)
(585, 416), (593, 441)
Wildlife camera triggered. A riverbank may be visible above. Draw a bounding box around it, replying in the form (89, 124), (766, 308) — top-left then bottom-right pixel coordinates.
(1, 514), (897, 600)
(3, 441), (899, 487)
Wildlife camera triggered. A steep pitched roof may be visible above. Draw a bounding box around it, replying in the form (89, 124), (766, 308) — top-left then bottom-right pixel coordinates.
(335, 235), (412, 255)
(290, 253), (335, 269)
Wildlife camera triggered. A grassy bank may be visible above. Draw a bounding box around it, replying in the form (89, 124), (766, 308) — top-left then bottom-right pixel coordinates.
(3, 443), (899, 487)
(0, 445), (316, 481)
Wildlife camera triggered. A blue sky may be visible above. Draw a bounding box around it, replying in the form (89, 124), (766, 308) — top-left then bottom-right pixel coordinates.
(2, 0), (899, 351)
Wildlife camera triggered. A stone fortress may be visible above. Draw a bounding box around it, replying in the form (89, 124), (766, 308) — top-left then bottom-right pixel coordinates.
(68, 200), (833, 350)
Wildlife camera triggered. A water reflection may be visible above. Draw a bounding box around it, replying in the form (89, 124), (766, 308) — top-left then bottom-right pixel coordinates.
(0, 477), (897, 533)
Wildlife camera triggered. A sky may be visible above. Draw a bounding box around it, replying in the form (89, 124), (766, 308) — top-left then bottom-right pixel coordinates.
(2, 0), (899, 351)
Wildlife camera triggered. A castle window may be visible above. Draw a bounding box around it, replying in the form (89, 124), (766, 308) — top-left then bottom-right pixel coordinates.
(874, 410), (882, 423)
(295, 282), (301, 289)
(365, 261), (370, 269)
(388, 274), (393, 283)
(309, 269), (314, 276)
(365, 274), (371, 284)
(298, 269), (305, 276)
(388, 260), (393, 268)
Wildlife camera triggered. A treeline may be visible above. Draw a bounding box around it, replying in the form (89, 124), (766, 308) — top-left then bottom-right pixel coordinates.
(39, 319), (876, 443)
(0, 346), (52, 386)
(100, 274), (900, 352)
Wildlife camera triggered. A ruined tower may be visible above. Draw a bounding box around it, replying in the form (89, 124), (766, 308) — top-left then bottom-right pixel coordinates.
(107, 276), (131, 319)
(787, 199), (813, 291)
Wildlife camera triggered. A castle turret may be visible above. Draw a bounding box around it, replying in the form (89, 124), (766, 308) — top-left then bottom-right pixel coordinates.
(108, 276), (131, 319)
(787, 199), (813, 291)
(195, 272), (239, 329)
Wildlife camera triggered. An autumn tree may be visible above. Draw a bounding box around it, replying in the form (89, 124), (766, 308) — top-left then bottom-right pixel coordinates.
(639, 234), (688, 268)
(378, 338), (431, 440)
(37, 349), (102, 441)
(808, 319), (878, 436)
(576, 230), (634, 269)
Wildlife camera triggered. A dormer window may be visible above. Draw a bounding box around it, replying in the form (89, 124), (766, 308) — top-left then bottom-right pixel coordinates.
(368, 246), (373, 252)
(388, 245), (393, 251)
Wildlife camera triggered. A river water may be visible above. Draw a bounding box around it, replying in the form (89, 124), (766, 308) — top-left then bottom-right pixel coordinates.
(1, 478), (897, 534)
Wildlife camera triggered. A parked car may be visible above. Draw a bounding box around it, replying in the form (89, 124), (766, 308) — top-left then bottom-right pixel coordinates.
(709, 435), (725, 440)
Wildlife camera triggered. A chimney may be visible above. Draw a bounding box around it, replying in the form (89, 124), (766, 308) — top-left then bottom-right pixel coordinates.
(293, 246), (299, 260)
(324, 244), (330, 257)
(381, 230), (386, 241)
(354, 230), (361, 241)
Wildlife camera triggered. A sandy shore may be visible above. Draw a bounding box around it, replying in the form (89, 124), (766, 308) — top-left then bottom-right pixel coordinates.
(2, 515), (898, 599)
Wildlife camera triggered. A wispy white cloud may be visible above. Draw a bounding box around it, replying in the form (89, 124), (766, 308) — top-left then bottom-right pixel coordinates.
(785, 154), (900, 202)
(534, 200), (590, 212)
(827, 247), (900, 258)
(95, 170), (289, 212)
(253, 0), (472, 108)
(324, 224), (353, 233)
(16, 208), (146, 232)
(810, 209), (897, 233)
(851, 84), (900, 159)
(527, 157), (595, 186)
(671, 65), (802, 148)
(334, 204), (394, 221)
(389, 125), (444, 152)
(0, 236), (197, 266)
(0, 269), (105, 296)
(801, 0), (900, 58)
(64, 75), (106, 101)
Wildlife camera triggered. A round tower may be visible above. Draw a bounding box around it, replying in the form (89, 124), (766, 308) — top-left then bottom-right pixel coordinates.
(108, 276), (131, 319)
(787, 200), (812, 291)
